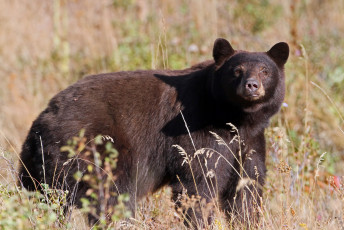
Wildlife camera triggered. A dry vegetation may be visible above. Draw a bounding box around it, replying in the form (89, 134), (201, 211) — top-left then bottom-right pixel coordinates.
(1, 0), (344, 229)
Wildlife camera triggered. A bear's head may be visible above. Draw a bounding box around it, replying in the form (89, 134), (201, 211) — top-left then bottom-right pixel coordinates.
(211, 38), (289, 113)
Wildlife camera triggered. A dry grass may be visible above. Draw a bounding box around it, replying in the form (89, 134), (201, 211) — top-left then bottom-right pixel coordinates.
(1, 0), (344, 229)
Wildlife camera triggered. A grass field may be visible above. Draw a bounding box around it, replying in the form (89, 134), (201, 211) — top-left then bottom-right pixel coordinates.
(1, 0), (344, 229)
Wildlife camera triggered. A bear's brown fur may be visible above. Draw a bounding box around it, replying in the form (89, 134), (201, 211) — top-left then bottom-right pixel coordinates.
(18, 38), (289, 227)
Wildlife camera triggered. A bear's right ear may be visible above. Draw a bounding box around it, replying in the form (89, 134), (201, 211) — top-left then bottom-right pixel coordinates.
(213, 38), (235, 67)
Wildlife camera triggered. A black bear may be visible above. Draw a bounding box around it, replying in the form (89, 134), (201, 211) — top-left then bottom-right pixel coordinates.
(18, 38), (289, 227)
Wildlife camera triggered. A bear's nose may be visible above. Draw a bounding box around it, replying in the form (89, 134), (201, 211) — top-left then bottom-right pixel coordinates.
(245, 79), (259, 93)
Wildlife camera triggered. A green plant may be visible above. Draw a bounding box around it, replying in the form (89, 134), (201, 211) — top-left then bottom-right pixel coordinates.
(61, 130), (131, 229)
(0, 184), (70, 230)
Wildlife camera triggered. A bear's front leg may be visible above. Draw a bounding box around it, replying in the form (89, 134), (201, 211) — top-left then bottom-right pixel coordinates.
(222, 147), (266, 227)
(171, 180), (215, 229)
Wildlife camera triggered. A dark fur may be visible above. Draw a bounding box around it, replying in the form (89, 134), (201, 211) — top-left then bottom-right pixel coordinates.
(18, 38), (289, 227)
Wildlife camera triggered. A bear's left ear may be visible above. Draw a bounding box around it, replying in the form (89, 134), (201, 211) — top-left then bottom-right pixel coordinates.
(213, 38), (235, 67)
(267, 42), (289, 67)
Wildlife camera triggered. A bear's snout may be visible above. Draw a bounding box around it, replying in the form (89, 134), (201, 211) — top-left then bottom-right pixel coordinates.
(245, 78), (260, 94)
(240, 77), (265, 101)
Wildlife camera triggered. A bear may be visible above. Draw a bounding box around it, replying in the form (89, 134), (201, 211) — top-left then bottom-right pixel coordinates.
(18, 38), (289, 228)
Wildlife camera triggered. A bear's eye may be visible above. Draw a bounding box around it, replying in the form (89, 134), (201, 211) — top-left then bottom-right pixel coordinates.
(234, 68), (243, 77)
(260, 67), (268, 75)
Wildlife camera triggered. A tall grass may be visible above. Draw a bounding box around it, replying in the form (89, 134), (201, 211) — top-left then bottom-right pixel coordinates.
(1, 0), (344, 229)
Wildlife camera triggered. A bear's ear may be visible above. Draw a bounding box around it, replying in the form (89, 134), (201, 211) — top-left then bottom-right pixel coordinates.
(213, 38), (235, 67)
(267, 42), (289, 67)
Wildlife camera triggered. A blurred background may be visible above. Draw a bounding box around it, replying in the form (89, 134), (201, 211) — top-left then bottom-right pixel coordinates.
(0, 0), (344, 228)
(1, 0), (343, 168)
